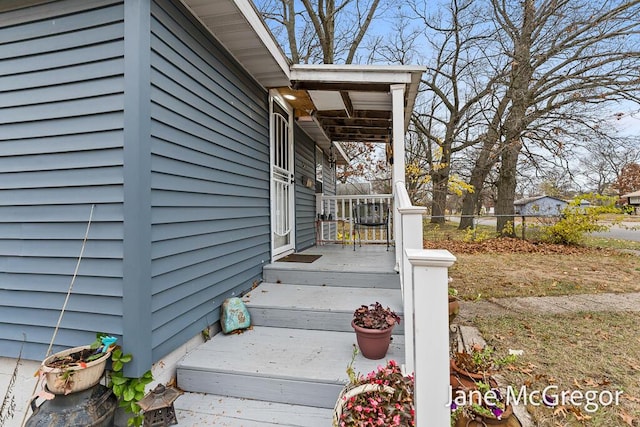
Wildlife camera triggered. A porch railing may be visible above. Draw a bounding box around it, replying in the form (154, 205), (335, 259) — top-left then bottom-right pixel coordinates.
(394, 182), (456, 427)
(316, 194), (393, 245)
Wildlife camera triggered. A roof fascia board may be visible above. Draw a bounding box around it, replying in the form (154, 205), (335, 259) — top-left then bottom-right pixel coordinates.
(180, 0), (291, 86)
(231, 0), (291, 82)
(291, 64), (425, 85)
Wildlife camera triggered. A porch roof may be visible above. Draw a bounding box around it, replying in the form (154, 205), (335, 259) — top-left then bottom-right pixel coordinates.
(181, 0), (425, 160)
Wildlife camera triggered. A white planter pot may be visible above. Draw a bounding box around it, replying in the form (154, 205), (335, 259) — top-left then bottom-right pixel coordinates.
(41, 345), (110, 395)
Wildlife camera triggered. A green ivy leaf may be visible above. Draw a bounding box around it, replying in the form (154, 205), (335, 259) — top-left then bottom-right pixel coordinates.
(123, 388), (135, 402)
(119, 354), (133, 363)
(111, 376), (128, 386)
(113, 384), (124, 396)
(112, 361), (123, 372)
(112, 348), (123, 360)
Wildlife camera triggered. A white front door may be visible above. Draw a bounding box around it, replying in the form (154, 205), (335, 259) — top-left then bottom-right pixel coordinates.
(271, 95), (295, 258)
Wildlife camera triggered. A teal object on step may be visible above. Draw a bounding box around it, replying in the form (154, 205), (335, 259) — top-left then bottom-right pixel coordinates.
(221, 297), (251, 334)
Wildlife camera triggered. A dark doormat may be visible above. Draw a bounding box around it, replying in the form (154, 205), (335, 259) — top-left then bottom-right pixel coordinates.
(276, 254), (322, 263)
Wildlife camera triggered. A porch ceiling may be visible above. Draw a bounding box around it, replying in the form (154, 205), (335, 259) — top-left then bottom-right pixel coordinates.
(282, 65), (424, 152)
(181, 0), (425, 159)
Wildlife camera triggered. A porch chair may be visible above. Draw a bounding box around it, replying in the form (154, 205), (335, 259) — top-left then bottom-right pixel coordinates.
(352, 202), (390, 251)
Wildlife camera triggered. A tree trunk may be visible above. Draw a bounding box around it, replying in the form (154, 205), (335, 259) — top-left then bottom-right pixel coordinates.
(495, 140), (521, 236)
(494, 0), (533, 236)
(431, 167), (449, 224)
(459, 138), (498, 229)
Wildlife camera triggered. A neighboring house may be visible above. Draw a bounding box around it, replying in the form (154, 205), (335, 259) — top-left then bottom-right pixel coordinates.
(0, 0), (423, 375)
(513, 195), (567, 216)
(621, 190), (640, 214)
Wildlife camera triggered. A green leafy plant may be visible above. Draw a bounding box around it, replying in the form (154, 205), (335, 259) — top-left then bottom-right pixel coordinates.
(452, 345), (516, 376)
(501, 220), (515, 237)
(95, 333), (153, 427)
(108, 349), (153, 427)
(542, 194), (621, 245)
(462, 227), (492, 243)
(352, 302), (401, 330)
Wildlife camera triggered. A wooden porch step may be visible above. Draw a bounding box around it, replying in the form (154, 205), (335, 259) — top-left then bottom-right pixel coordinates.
(174, 392), (333, 426)
(176, 326), (405, 409)
(243, 282), (404, 334)
(262, 264), (400, 288)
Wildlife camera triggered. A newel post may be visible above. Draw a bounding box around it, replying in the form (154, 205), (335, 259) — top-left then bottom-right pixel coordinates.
(406, 249), (456, 427)
(398, 205), (426, 374)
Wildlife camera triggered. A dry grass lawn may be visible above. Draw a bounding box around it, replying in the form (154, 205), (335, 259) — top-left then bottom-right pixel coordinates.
(474, 312), (640, 427)
(423, 222), (640, 300)
(449, 251), (640, 300)
(427, 222), (640, 426)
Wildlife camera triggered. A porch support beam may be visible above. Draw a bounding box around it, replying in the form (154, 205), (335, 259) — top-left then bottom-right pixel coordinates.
(391, 83), (406, 271)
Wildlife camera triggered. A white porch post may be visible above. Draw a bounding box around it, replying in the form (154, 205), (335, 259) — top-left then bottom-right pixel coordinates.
(397, 204), (426, 375)
(406, 249), (456, 427)
(391, 83), (406, 271)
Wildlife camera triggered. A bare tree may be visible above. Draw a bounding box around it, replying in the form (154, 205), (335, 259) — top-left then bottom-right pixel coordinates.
(411, 0), (507, 223)
(578, 135), (640, 194)
(257, 0), (384, 64)
(489, 0), (640, 234)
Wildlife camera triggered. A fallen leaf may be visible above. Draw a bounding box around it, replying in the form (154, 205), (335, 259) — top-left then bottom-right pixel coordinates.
(583, 378), (598, 387)
(567, 406), (591, 421)
(553, 405), (568, 418)
(599, 378), (611, 386)
(619, 410), (635, 426)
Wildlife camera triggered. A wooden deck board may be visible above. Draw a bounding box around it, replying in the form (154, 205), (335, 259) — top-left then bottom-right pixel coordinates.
(244, 282), (402, 313)
(244, 282), (404, 333)
(174, 392), (333, 426)
(176, 244), (407, 411)
(178, 326), (404, 383)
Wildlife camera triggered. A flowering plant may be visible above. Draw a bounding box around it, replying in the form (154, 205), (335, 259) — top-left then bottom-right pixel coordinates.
(352, 302), (401, 330)
(334, 350), (414, 427)
(450, 380), (511, 425)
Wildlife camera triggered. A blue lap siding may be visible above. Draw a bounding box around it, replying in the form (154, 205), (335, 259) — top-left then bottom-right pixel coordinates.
(148, 0), (271, 363)
(294, 127), (317, 250)
(0, 0), (126, 360)
(0, 0), (272, 374)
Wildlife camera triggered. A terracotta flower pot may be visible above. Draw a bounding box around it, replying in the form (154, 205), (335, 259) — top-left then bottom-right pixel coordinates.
(351, 320), (394, 359)
(449, 296), (460, 323)
(449, 359), (497, 391)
